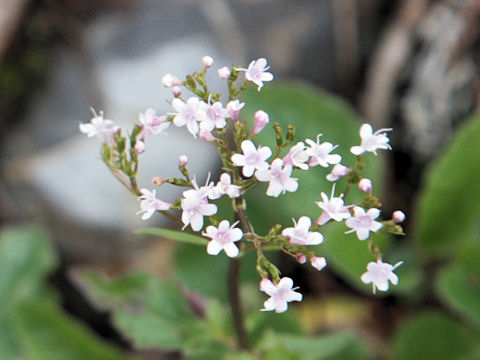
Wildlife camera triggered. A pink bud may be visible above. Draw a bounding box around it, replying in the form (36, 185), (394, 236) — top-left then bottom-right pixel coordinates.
(172, 86), (182, 97)
(326, 164), (351, 182)
(217, 66), (231, 79)
(252, 110), (269, 135)
(161, 73), (181, 88)
(178, 155), (188, 166)
(134, 140), (145, 154)
(199, 130), (215, 142)
(311, 256), (327, 271)
(226, 100), (244, 122)
(392, 210), (406, 223)
(296, 254), (307, 264)
(359, 178), (373, 194)
(201, 56), (214, 69)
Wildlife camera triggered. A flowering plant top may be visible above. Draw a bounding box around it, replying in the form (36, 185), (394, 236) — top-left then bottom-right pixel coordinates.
(80, 56), (405, 313)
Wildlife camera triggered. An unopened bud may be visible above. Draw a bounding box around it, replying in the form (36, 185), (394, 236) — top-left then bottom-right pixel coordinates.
(172, 86), (182, 97)
(134, 140), (145, 154)
(201, 56), (214, 69)
(178, 155), (188, 166)
(199, 130), (215, 142)
(152, 176), (168, 186)
(359, 178), (373, 194)
(252, 110), (269, 135)
(326, 164), (351, 182)
(217, 66), (231, 79)
(226, 100), (244, 122)
(310, 256), (327, 271)
(296, 254), (307, 264)
(392, 210), (406, 223)
(161, 73), (181, 88)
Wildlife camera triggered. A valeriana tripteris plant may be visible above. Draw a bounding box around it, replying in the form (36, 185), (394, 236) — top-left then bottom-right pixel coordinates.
(80, 56), (405, 350)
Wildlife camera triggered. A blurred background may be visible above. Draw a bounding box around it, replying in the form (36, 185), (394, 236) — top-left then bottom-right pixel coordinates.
(1, 0), (479, 359)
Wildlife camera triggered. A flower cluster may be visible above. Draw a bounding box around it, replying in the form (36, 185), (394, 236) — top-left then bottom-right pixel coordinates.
(80, 56), (405, 313)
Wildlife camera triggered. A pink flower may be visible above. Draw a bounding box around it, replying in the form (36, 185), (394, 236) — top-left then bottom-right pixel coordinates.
(134, 140), (145, 154)
(136, 189), (171, 220)
(296, 254), (307, 264)
(326, 164), (350, 182)
(79, 110), (119, 144)
(345, 206), (383, 240)
(260, 277), (302, 313)
(201, 101), (228, 132)
(282, 216), (323, 245)
(181, 177), (217, 231)
(226, 100), (244, 122)
(358, 178), (373, 194)
(350, 123), (392, 156)
(172, 86), (182, 97)
(161, 73), (182, 88)
(252, 110), (269, 135)
(361, 259), (403, 293)
(231, 140), (272, 177)
(171, 97), (208, 137)
(392, 210), (406, 223)
(310, 257), (327, 271)
(255, 158), (298, 197)
(139, 108), (169, 138)
(217, 66), (231, 79)
(283, 142), (309, 170)
(203, 220), (243, 258)
(178, 155), (188, 166)
(315, 185), (351, 225)
(241, 58), (274, 91)
(209, 173), (241, 199)
(306, 135), (342, 167)
(201, 56), (214, 69)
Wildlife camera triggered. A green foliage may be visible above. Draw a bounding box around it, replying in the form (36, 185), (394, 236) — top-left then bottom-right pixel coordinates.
(390, 311), (479, 360)
(414, 116), (480, 256)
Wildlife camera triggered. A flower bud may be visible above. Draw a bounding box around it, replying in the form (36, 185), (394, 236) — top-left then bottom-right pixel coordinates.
(310, 256), (327, 271)
(134, 140), (145, 154)
(392, 210), (406, 223)
(252, 110), (269, 135)
(199, 130), (215, 142)
(172, 86), (182, 97)
(226, 100), (244, 122)
(217, 66), (231, 79)
(326, 164), (351, 182)
(178, 155), (188, 166)
(201, 56), (214, 69)
(161, 73), (181, 88)
(296, 254), (307, 264)
(359, 178), (373, 194)
(152, 177), (168, 186)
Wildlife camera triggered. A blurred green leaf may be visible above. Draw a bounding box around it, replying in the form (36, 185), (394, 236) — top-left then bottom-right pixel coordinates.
(390, 311), (479, 360)
(436, 243), (480, 329)
(13, 300), (133, 360)
(414, 115), (480, 256)
(242, 82), (386, 290)
(136, 228), (207, 246)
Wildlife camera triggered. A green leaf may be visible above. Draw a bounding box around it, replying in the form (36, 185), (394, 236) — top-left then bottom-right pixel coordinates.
(136, 228), (207, 246)
(242, 82), (385, 289)
(414, 115), (480, 256)
(13, 300), (133, 360)
(390, 311), (479, 360)
(436, 244), (480, 329)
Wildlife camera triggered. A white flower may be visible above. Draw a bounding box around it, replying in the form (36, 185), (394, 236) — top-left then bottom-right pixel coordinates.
(241, 58), (274, 91)
(136, 189), (171, 220)
(350, 123), (392, 156)
(226, 100), (244, 122)
(209, 173), (241, 200)
(161, 73), (181, 87)
(310, 257), (327, 271)
(282, 216), (323, 245)
(315, 185), (351, 225)
(306, 135), (342, 167)
(201, 55), (214, 69)
(139, 108), (169, 138)
(260, 277), (302, 313)
(326, 164), (350, 182)
(283, 142), (310, 170)
(79, 110), (119, 144)
(361, 259), (403, 293)
(201, 101), (228, 132)
(345, 206), (383, 240)
(181, 177), (217, 231)
(255, 158), (298, 197)
(231, 140), (272, 177)
(203, 220), (243, 257)
(171, 97), (208, 137)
